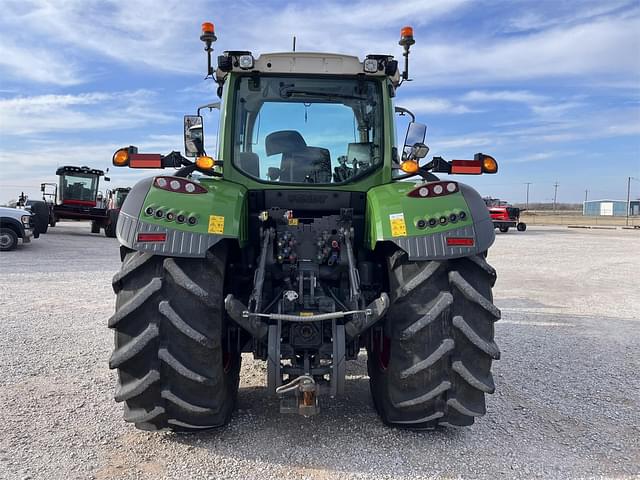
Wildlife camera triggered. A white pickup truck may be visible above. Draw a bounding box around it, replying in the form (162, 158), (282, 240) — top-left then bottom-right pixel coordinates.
(0, 206), (35, 251)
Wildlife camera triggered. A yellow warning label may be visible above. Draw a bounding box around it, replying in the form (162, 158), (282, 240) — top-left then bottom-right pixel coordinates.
(208, 215), (225, 234)
(389, 213), (407, 237)
(299, 311), (314, 317)
(288, 218), (299, 226)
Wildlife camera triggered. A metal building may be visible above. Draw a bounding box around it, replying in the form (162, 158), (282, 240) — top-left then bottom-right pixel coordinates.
(583, 199), (640, 216)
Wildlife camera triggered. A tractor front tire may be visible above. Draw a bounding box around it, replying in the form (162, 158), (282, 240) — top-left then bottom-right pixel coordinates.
(108, 244), (240, 431)
(29, 201), (49, 234)
(517, 222), (527, 232)
(91, 221), (101, 234)
(368, 251), (500, 428)
(499, 226), (509, 233)
(104, 210), (118, 238)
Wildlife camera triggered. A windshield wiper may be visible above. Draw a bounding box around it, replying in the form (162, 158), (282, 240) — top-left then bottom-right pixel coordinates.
(279, 87), (367, 101)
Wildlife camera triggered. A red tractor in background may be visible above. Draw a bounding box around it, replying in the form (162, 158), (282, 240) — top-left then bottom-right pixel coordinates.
(484, 197), (526, 233)
(102, 187), (131, 237)
(48, 166), (129, 237)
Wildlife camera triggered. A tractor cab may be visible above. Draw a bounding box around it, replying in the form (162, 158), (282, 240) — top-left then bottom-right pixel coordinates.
(50, 166), (111, 231)
(107, 187), (131, 210)
(55, 166), (104, 207)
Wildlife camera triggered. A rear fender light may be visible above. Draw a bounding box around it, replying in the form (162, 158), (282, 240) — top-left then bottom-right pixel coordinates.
(154, 176), (207, 194)
(407, 181), (459, 198)
(129, 153), (162, 168)
(449, 155), (497, 175)
(446, 237), (475, 247)
(451, 160), (482, 175)
(137, 233), (167, 242)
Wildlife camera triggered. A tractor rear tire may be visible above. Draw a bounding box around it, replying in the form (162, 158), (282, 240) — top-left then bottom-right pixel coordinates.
(499, 226), (509, 233)
(91, 221), (101, 234)
(517, 222), (527, 232)
(108, 244), (240, 431)
(104, 210), (118, 238)
(30, 201), (49, 234)
(368, 251), (500, 428)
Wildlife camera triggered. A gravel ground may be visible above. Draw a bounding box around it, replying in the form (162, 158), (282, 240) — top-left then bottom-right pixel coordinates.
(0, 222), (638, 480)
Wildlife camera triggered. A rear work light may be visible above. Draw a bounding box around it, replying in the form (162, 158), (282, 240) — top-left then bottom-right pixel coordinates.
(137, 233), (167, 243)
(446, 237), (475, 247)
(407, 181), (459, 198)
(154, 176), (207, 194)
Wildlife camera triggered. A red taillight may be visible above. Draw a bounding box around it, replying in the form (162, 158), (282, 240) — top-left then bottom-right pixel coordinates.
(451, 160), (482, 175)
(129, 153), (162, 168)
(407, 181), (458, 198)
(446, 237), (475, 247)
(137, 233), (167, 242)
(153, 176), (207, 194)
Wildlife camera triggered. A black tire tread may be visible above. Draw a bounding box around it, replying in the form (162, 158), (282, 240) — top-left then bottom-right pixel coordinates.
(108, 246), (239, 431)
(368, 251), (500, 428)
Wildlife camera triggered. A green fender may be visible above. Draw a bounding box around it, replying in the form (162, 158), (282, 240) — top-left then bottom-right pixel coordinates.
(365, 181), (495, 260)
(116, 176), (248, 257)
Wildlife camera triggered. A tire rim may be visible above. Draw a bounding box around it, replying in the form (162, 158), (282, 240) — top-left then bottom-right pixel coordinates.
(373, 331), (391, 371)
(0, 233), (12, 248)
(222, 351), (232, 373)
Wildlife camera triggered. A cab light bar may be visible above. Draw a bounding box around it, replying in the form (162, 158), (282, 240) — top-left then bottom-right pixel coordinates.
(137, 233), (167, 243)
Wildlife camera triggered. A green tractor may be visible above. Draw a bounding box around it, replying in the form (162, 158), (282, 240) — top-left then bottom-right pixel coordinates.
(108, 23), (501, 432)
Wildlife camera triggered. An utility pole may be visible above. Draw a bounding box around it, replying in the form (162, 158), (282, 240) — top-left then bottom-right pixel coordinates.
(525, 182), (532, 210)
(627, 177), (631, 227)
(553, 181), (559, 212)
(584, 189), (588, 215)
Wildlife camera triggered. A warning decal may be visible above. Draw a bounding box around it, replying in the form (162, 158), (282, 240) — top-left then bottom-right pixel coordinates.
(389, 213), (407, 237)
(208, 215), (225, 234)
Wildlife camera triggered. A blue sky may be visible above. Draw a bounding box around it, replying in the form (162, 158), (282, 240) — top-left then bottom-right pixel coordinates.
(1, 0), (639, 204)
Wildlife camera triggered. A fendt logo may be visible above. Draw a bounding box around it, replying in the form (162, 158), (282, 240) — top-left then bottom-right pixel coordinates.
(287, 194), (328, 204)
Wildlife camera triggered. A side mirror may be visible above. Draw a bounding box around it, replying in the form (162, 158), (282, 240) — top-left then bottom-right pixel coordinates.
(403, 121), (427, 163)
(104, 177), (111, 182)
(184, 115), (204, 157)
(404, 121), (427, 148)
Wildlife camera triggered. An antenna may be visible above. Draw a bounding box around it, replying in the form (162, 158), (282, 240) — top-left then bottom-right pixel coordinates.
(292, 36), (296, 52)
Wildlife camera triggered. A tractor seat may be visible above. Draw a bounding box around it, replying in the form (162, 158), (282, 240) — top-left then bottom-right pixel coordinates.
(265, 130), (331, 183)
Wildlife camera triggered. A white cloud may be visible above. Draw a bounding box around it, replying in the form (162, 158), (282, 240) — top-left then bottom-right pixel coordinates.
(0, 90), (170, 135)
(462, 90), (548, 105)
(0, 0), (471, 83)
(430, 136), (494, 151)
(399, 97), (474, 115)
(504, 1), (635, 33)
(412, 14), (640, 86)
(0, 40), (83, 86)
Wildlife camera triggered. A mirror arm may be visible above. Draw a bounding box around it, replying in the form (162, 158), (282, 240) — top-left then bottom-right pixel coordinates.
(394, 106), (415, 122)
(175, 163), (222, 178)
(161, 151), (191, 168)
(423, 156), (452, 174)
